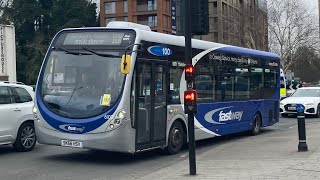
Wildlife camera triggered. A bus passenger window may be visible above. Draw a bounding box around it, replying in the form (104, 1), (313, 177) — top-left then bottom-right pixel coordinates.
(235, 68), (249, 100)
(250, 68), (263, 98)
(214, 67), (234, 101)
(195, 75), (214, 102)
(169, 68), (183, 104)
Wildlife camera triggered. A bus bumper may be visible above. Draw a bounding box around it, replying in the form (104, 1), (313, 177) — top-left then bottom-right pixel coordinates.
(35, 121), (136, 153)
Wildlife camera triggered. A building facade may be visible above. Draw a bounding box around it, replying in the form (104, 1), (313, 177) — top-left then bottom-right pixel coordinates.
(100, 0), (172, 33)
(191, 0), (268, 51)
(100, 0), (268, 51)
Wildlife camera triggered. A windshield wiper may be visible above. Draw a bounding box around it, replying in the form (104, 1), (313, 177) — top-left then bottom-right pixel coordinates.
(56, 47), (92, 55)
(83, 47), (121, 58)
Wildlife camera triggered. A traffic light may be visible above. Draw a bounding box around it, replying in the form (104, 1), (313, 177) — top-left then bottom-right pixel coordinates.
(191, 0), (209, 35)
(185, 64), (195, 82)
(184, 90), (197, 113)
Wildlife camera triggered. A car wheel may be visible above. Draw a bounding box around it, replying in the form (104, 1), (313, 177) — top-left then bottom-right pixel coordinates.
(165, 121), (184, 155)
(251, 113), (262, 136)
(281, 113), (288, 118)
(315, 105), (320, 118)
(13, 122), (36, 152)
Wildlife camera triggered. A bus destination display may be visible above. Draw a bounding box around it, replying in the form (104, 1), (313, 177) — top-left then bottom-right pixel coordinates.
(62, 32), (134, 46)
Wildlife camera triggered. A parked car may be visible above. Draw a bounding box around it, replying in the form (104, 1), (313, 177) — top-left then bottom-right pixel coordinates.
(0, 81), (36, 151)
(280, 87), (320, 117)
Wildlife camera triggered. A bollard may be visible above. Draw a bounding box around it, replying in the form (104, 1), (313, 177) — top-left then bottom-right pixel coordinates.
(296, 104), (308, 151)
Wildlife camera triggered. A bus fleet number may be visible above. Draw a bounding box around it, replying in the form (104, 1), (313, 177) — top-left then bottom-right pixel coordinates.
(162, 48), (171, 56)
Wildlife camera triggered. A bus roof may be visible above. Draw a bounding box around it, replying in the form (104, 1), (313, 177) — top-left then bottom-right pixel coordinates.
(61, 26), (280, 61)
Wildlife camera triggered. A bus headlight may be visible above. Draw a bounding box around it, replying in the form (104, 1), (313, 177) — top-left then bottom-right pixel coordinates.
(106, 110), (127, 131)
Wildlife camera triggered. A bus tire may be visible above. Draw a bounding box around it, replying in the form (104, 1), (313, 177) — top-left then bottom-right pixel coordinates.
(251, 113), (262, 136)
(13, 122), (36, 152)
(166, 121), (184, 155)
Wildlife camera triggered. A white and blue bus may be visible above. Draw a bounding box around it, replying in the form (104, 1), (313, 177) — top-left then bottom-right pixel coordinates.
(34, 22), (280, 154)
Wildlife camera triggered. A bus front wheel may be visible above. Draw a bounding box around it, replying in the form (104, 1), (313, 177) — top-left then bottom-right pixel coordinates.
(251, 113), (262, 136)
(166, 121), (184, 155)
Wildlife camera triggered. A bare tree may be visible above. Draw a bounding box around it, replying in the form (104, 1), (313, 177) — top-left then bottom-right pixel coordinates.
(268, 0), (319, 71)
(229, 0), (268, 51)
(242, 4), (268, 51)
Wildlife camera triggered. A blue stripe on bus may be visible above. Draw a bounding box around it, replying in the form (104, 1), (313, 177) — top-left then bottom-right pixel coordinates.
(216, 46), (280, 60)
(36, 95), (119, 134)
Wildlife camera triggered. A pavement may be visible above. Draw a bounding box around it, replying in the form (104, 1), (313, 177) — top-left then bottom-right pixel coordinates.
(140, 120), (320, 180)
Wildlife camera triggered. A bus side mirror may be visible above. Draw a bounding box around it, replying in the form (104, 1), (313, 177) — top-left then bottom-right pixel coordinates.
(121, 55), (131, 74)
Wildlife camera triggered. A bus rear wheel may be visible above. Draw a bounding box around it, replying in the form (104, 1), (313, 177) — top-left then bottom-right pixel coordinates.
(251, 113), (262, 136)
(166, 121), (184, 155)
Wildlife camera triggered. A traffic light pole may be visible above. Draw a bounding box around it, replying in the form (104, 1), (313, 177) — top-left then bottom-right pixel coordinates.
(184, 0), (196, 175)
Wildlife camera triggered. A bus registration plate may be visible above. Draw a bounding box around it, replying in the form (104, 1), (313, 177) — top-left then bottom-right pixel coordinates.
(61, 140), (83, 148)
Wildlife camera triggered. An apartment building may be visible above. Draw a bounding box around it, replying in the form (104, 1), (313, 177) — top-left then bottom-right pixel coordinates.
(192, 0), (268, 51)
(100, 0), (268, 51)
(100, 0), (171, 33)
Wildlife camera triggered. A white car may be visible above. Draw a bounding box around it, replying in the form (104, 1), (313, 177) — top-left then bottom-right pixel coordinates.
(0, 81), (36, 151)
(280, 87), (320, 117)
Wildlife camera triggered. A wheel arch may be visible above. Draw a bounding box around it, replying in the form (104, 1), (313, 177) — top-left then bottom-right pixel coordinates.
(15, 119), (34, 140)
(166, 114), (187, 146)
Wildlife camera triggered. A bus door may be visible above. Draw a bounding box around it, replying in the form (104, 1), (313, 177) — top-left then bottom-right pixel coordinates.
(134, 59), (167, 151)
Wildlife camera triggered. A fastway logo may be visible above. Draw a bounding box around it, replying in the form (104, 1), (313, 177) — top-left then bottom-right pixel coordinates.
(59, 124), (85, 133)
(219, 110), (243, 122)
(204, 106), (244, 124)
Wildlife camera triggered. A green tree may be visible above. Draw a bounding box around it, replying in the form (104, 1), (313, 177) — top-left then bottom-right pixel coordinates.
(1, 0), (97, 84)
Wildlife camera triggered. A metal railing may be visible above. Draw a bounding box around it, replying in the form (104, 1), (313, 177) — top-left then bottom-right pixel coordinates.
(137, 4), (157, 11)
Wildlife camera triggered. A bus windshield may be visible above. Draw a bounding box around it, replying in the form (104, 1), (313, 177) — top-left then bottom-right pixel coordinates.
(40, 49), (125, 119)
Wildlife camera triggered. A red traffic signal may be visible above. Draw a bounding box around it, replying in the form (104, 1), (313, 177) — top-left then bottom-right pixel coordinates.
(184, 90), (197, 114)
(185, 64), (195, 82)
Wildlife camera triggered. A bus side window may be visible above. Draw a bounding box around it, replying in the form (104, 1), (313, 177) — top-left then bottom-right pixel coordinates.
(168, 68), (183, 104)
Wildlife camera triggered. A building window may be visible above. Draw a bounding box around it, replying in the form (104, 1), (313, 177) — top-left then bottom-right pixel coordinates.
(137, 0), (157, 11)
(148, 15), (157, 27)
(105, 2), (116, 14)
(137, 15), (157, 27)
(124, 16), (128, 22)
(106, 17), (116, 26)
(213, 2), (218, 14)
(148, 0), (157, 11)
(214, 32), (219, 42)
(124, 0), (128, 13)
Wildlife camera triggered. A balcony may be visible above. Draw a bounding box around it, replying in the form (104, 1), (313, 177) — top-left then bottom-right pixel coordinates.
(137, 4), (157, 12)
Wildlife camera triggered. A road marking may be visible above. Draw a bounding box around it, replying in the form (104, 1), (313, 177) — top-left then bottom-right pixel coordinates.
(180, 153), (188, 158)
(289, 125), (298, 129)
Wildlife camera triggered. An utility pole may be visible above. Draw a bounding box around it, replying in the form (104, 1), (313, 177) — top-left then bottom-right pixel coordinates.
(183, 0), (208, 175)
(184, 0), (196, 176)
